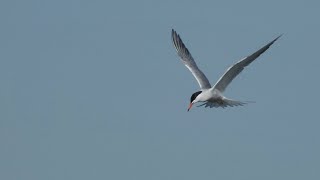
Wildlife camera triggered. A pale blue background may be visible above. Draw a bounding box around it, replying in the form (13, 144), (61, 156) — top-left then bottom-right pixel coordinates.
(1, 0), (319, 179)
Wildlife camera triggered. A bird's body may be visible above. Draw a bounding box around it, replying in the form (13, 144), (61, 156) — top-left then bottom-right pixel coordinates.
(193, 89), (245, 109)
(171, 29), (281, 111)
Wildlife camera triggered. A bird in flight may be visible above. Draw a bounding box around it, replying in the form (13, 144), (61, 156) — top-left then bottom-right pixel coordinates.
(171, 29), (281, 111)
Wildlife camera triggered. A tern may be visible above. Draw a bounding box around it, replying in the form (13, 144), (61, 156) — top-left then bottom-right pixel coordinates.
(171, 29), (281, 111)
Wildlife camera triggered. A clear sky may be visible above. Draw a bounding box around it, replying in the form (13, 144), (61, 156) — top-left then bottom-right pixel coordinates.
(1, 0), (320, 179)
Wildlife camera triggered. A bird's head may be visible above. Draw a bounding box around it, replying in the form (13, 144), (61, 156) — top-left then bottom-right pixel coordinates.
(188, 91), (202, 111)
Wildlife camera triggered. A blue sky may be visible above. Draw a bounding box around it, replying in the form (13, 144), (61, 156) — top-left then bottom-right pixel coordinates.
(1, 0), (320, 179)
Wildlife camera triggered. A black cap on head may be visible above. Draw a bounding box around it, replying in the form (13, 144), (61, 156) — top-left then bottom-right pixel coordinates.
(190, 91), (202, 103)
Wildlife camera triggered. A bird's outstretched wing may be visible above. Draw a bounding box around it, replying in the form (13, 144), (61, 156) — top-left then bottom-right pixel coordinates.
(212, 35), (282, 92)
(172, 29), (211, 90)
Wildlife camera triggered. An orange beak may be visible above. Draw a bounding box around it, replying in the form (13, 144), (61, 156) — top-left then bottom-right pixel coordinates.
(187, 103), (193, 111)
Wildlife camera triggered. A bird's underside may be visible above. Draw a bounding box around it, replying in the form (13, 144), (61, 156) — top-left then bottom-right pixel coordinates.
(197, 97), (248, 108)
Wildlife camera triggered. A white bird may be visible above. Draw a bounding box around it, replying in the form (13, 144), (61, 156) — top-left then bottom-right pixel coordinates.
(171, 29), (281, 111)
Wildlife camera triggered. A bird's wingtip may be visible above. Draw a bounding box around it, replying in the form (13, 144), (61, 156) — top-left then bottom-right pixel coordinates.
(171, 29), (176, 37)
(269, 34), (283, 44)
(275, 34), (283, 41)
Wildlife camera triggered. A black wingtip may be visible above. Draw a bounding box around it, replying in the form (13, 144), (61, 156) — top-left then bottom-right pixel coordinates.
(264, 34), (282, 49)
(171, 29), (176, 35)
(273, 34), (283, 43)
(171, 29), (178, 39)
(171, 29), (176, 46)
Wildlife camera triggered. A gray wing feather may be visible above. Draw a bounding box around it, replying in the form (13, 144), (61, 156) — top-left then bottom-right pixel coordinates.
(212, 35), (282, 92)
(197, 98), (249, 108)
(172, 29), (211, 90)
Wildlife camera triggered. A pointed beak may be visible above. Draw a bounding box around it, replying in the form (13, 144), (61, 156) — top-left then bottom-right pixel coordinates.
(187, 103), (193, 111)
